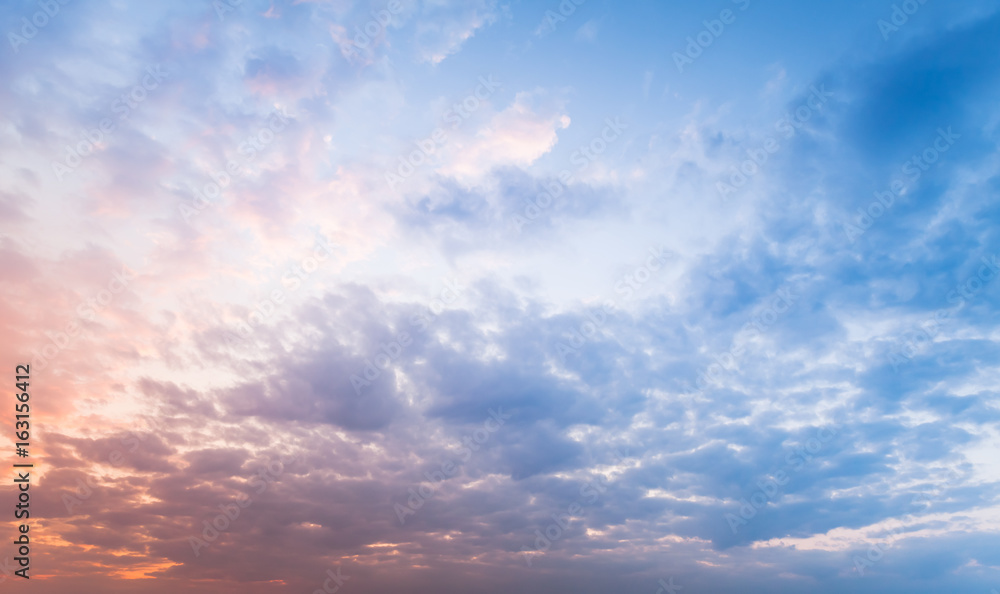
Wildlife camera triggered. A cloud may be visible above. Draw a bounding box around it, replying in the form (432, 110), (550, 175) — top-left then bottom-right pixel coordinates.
(3, 0), (1000, 592)
(413, 0), (500, 64)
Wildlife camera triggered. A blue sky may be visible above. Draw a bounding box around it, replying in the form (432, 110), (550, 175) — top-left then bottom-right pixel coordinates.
(1, 0), (999, 592)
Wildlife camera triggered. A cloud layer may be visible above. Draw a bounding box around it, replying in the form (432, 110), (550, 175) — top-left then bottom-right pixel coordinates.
(2, 0), (1000, 592)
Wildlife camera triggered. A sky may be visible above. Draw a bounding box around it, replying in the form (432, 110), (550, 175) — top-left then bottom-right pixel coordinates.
(1, 0), (1000, 592)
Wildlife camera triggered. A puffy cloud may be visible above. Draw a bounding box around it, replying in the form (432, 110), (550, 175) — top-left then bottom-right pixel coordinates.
(3, 0), (1000, 592)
